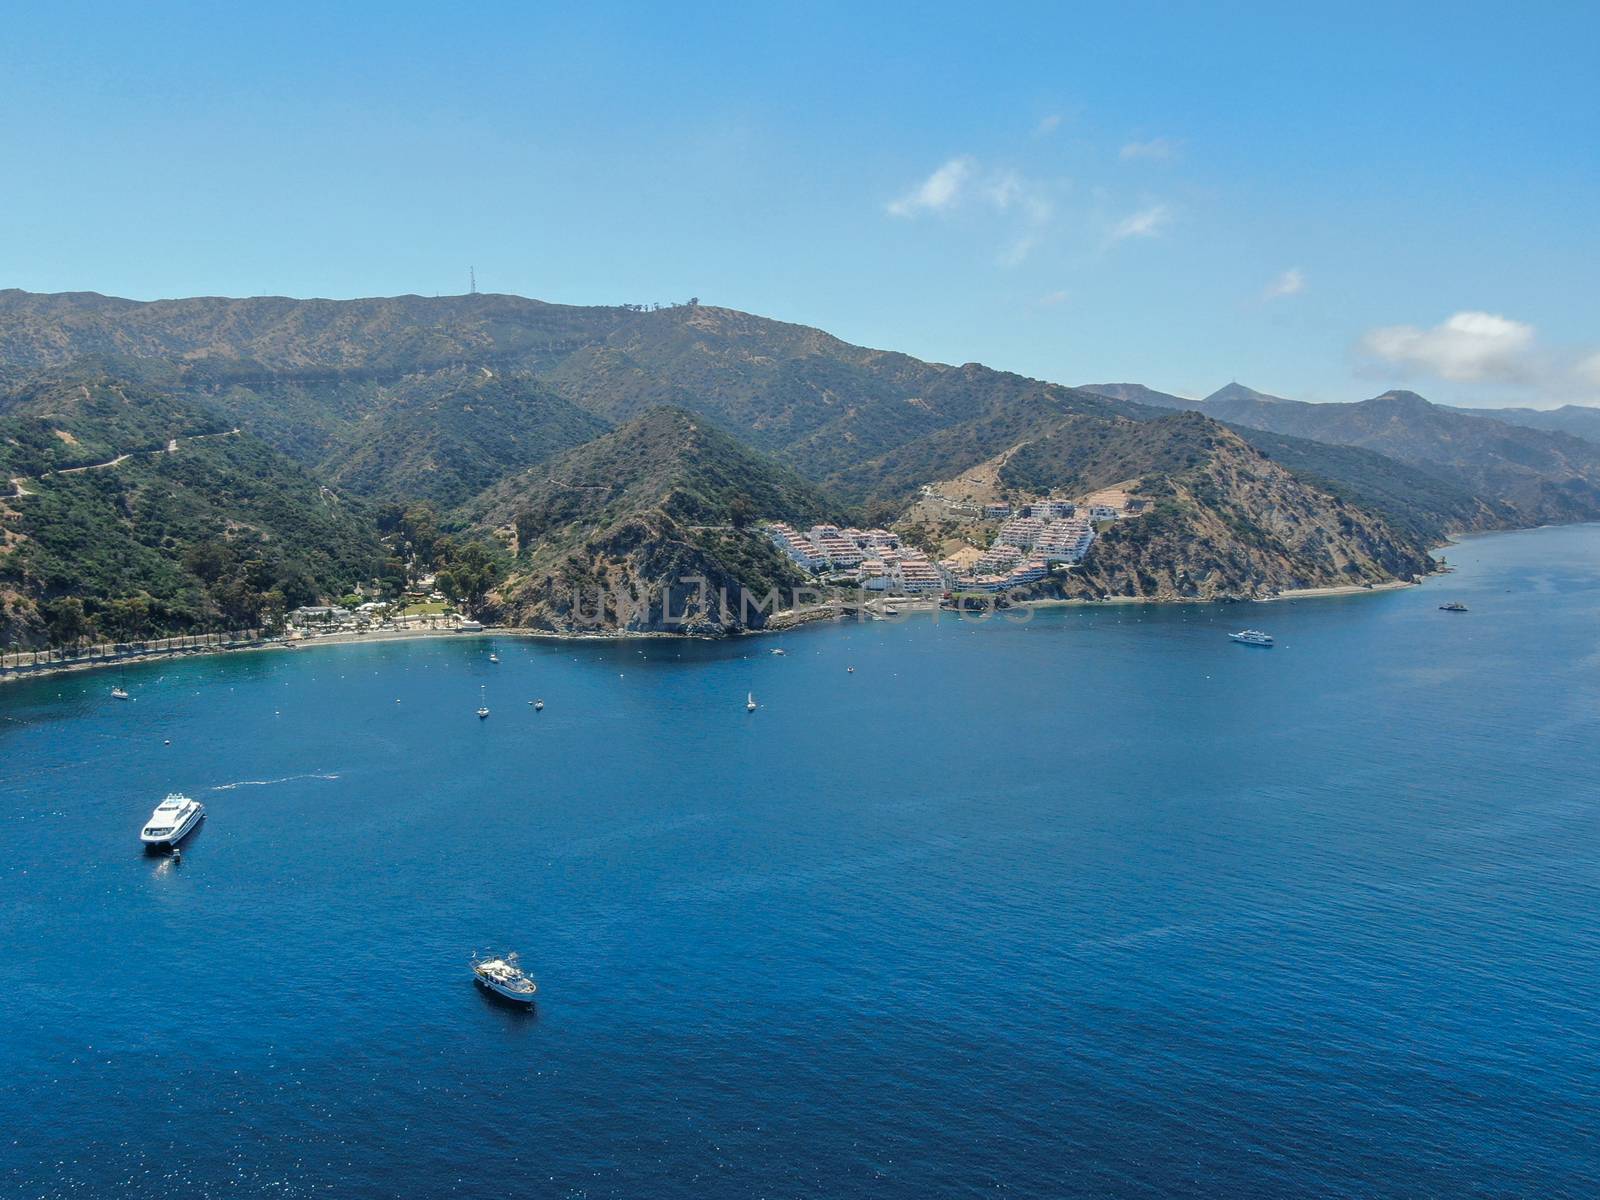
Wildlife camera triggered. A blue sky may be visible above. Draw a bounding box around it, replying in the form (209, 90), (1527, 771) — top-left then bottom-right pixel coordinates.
(3, 2), (1596, 407)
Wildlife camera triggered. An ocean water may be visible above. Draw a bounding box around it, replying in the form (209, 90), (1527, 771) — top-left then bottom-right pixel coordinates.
(2, 524), (1598, 1199)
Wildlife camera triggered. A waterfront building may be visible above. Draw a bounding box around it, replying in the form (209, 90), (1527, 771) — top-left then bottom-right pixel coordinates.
(975, 543), (1025, 574)
(1035, 517), (1096, 563)
(996, 516), (1045, 549)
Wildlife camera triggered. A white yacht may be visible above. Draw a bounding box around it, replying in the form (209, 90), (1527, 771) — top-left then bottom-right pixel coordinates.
(471, 951), (537, 1004)
(489, 651), (500, 663)
(111, 685), (130, 700)
(476, 685), (490, 719)
(1229, 629), (1274, 647)
(746, 692), (757, 712)
(140, 793), (204, 846)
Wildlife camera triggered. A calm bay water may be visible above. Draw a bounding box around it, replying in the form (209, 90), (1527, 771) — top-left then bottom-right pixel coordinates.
(3, 525), (1598, 1198)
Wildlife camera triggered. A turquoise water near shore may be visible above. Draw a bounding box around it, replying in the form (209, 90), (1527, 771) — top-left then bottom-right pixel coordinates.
(3, 525), (1598, 1198)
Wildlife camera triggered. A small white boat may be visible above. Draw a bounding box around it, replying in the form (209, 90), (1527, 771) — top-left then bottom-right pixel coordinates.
(1229, 629), (1274, 647)
(846, 666), (855, 674)
(746, 692), (757, 712)
(883, 606), (901, 616)
(140, 793), (204, 846)
(770, 648), (786, 656)
(471, 951), (537, 1005)
(111, 686), (130, 700)
(534, 698), (544, 711)
(476, 685), (490, 719)
(489, 652), (500, 663)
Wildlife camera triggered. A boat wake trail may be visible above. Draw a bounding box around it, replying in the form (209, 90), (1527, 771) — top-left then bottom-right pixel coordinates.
(210, 772), (340, 791)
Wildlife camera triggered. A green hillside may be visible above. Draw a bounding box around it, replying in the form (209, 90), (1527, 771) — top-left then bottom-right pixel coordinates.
(472, 407), (836, 633)
(0, 370), (383, 647)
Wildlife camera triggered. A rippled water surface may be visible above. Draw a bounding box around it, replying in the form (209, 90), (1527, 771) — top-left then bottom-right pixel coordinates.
(3, 525), (1598, 1198)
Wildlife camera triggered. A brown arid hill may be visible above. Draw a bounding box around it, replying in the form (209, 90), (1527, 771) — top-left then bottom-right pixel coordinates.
(991, 411), (1437, 601)
(471, 407), (834, 635)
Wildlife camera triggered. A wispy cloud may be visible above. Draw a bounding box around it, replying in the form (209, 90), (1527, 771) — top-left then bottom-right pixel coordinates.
(1578, 352), (1600, 388)
(983, 169), (1053, 225)
(1264, 268), (1305, 299)
(886, 157), (974, 217)
(1110, 204), (1171, 241)
(1360, 311), (1536, 383)
(1038, 289), (1070, 306)
(1035, 114), (1064, 137)
(1120, 138), (1178, 162)
(887, 158), (1057, 265)
(998, 235), (1040, 268)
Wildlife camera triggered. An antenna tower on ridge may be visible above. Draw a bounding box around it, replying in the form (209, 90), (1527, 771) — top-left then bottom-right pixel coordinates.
(470, 266), (477, 295)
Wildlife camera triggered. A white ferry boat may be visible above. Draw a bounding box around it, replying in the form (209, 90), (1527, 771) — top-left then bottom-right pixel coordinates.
(471, 952), (537, 1004)
(140, 793), (204, 846)
(1229, 629), (1274, 647)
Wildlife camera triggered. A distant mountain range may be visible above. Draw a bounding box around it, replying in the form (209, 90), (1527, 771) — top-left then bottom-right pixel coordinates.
(1084, 380), (1600, 448)
(1081, 382), (1600, 527)
(2, 288), (1597, 645)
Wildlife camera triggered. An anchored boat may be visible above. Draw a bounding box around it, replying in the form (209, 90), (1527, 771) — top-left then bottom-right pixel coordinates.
(471, 951), (537, 1005)
(140, 793), (204, 847)
(1229, 629), (1274, 647)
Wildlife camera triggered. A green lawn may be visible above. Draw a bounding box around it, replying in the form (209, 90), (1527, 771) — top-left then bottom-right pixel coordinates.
(399, 600), (451, 616)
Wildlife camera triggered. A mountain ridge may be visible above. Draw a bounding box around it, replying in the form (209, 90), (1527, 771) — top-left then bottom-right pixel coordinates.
(2, 289), (1594, 645)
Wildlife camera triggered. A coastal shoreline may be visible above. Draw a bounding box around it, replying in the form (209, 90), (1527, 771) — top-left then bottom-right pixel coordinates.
(1, 573), (1429, 687)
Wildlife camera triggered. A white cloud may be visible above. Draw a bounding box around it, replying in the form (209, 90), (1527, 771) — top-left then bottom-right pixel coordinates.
(1036, 114), (1063, 137)
(886, 157), (974, 217)
(1361, 311), (1537, 383)
(1264, 268), (1305, 299)
(1120, 138), (1177, 162)
(1038, 289), (1070, 306)
(1577, 351), (1600, 388)
(1110, 204), (1171, 241)
(887, 159), (1056, 264)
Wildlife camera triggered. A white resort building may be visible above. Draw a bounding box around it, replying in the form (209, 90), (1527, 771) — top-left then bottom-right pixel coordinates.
(766, 523), (947, 593)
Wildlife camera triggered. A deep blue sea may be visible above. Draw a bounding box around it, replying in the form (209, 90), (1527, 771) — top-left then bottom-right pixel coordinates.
(3, 525), (1598, 1198)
